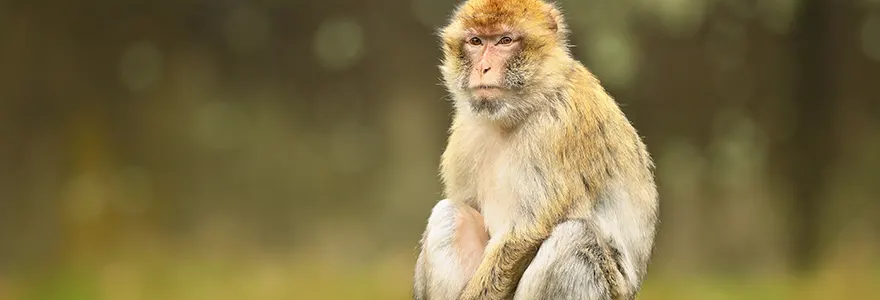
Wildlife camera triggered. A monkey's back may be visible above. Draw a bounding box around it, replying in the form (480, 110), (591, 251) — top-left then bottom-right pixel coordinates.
(553, 64), (660, 290)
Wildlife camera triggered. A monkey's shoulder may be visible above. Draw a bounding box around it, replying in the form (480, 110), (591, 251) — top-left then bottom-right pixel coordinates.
(525, 104), (652, 192)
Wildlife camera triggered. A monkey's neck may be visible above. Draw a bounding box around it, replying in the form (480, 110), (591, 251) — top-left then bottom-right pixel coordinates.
(459, 104), (528, 134)
(459, 98), (561, 138)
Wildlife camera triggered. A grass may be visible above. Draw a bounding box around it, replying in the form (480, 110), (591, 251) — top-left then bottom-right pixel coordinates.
(1, 253), (877, 300)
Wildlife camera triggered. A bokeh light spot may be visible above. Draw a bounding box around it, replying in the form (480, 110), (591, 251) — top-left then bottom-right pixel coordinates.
(313, 17), (365, 71)
(640, 0), (708, 38)
(584, 30), (639, 88)
(119, 40), (163, 91)
(412, 0), (453, 28)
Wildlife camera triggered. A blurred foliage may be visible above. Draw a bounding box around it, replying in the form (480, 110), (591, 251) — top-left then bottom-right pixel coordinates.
(0, 0), (879, 299)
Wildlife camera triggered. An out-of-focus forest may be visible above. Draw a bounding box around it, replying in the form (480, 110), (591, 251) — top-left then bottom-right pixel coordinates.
(0, 0), (878, 299)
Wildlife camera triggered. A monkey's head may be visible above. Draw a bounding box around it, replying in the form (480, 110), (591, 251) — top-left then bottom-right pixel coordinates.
(438, 0), (571, 125)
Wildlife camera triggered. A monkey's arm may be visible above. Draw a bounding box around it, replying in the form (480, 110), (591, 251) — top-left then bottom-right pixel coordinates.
(457, 189), (576, 300)
(456, 226), (545, 300)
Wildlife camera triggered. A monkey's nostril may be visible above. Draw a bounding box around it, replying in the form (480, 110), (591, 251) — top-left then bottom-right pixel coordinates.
(482, 67), (491, 74)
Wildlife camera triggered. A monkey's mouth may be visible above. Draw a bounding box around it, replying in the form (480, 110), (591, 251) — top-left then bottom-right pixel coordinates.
(470, 85), (506, 99)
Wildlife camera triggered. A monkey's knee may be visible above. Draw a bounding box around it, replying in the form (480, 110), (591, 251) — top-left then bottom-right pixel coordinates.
(423, 199), (487, 267)
(514, 220), (622, 300)
(417, 199), (488, 299)
(424, 199), (458, 238)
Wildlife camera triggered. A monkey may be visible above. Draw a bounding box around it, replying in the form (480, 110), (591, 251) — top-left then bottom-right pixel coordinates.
(412, 0), (659, 300)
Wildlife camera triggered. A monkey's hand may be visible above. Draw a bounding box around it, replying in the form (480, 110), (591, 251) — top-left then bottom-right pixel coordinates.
(457, 234), (538, 300)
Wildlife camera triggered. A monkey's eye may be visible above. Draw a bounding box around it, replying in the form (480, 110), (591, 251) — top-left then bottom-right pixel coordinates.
(498, 36), (513, 44)
(468, 37), (482, 46)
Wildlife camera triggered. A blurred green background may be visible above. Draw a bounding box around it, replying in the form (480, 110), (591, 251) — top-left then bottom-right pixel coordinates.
(1, 0), (879, 299)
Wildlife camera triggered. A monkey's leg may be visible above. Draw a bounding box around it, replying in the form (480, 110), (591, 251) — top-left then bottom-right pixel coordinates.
(414, 199), (488, 300)
(512, 219), (627, 300)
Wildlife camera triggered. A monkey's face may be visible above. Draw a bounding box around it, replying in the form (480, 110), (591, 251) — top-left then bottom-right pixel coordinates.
(447, 25), (546, 120)
(438, 0), (568, 123)
(449, 27), (551, 121)
(461, 30), (524, 103)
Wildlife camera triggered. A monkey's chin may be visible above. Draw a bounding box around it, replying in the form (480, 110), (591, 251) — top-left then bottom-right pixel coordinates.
(468, 97), (506, 116)
(464, 87), (516, 120)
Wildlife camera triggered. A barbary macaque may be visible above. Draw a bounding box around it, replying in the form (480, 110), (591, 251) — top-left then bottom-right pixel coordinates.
(413, 0), (659, 299)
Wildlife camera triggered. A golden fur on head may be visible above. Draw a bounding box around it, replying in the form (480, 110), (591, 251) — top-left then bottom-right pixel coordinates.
(437, 0), (574, 126)
(439, 0), (569, 69)
(439, 0), (569, 50)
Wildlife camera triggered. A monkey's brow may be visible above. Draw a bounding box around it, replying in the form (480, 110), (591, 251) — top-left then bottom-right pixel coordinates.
(465, 23), (515, 35)
(466, 30), (508, 37)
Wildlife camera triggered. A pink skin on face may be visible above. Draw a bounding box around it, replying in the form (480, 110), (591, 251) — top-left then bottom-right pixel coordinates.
(463, 29), (521, 100)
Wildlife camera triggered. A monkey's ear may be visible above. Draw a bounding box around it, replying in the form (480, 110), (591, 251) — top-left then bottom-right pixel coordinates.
(544, 4), (566, 35)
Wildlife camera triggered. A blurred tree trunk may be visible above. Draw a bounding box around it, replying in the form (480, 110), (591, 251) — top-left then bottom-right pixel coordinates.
(786, 0), (834, 274)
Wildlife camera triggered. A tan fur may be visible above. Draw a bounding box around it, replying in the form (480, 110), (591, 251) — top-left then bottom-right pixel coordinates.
(415, 1), (659, 299)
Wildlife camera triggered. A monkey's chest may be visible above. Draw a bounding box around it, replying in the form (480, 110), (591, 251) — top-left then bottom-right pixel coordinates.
(474, 155), (538, 237)
(479, 191), (517, 237)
